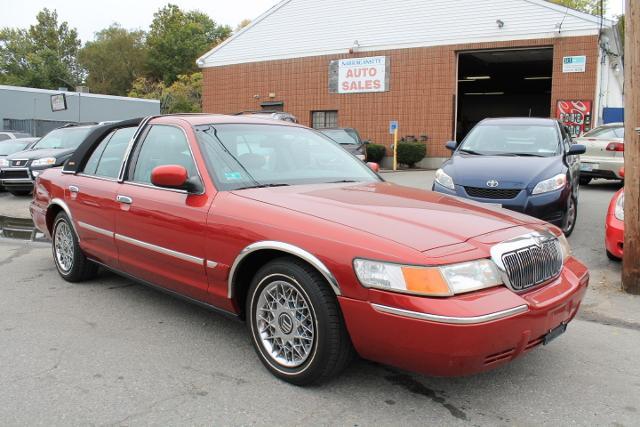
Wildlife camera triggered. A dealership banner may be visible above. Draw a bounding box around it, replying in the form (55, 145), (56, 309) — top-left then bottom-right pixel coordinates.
(328, 56), (390, 94)
(556, 100), (592, 137)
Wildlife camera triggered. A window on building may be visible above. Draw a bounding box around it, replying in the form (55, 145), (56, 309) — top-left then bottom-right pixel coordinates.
(311, 111), (338, 129)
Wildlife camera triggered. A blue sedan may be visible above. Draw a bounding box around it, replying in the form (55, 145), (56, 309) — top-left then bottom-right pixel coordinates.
(432, 118), (586, 236)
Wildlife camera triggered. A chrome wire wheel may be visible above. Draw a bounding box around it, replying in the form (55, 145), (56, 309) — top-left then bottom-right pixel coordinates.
(255, 278), (315, 368)
(54, 221), (74, 272)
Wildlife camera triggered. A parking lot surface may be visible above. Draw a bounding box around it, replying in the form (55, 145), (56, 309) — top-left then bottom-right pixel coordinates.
(1, 173), (639, 426)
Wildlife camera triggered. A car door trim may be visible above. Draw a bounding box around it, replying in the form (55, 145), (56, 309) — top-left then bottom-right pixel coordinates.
(114, 233), (204, 265)
(78, 221), (114, 238)
(371, 303), (529, 324)
(228, 240), (341, 299)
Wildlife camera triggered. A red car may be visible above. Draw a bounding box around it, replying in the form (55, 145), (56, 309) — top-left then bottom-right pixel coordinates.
(30, 115), (589, 385)
(605, 169), (625, 260)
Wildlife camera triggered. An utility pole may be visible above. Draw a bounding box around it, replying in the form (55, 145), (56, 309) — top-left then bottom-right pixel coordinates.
(622, 0), (640, 294)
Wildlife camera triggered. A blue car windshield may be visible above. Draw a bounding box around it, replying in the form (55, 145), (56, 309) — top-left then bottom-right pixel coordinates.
(459, 124), (560, 157)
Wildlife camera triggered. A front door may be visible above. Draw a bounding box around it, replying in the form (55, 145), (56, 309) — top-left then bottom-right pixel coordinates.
(114, 124), (212, 301)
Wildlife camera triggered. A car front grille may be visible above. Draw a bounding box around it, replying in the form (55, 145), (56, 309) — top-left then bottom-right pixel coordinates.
(464, 187), (520, 199)
(501, 239), (563, 291)
(1, 169), (30, 180)
(11, 159), (29, 167)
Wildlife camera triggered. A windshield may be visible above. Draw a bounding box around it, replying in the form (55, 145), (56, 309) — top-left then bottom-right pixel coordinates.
(583, 126), (624, 138)
(0, 140), (32, 155)
(195, 124), (379, 191)
(319, 129), (359, 145)
(458, 124), (560, 157)
(33, 127), (93, 150)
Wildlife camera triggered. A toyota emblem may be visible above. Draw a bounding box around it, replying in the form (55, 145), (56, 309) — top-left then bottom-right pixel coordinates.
(486, 180), (499, 188)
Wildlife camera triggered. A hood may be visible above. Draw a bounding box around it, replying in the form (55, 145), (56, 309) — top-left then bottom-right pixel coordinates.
(6, 147), (74, 162)
(232, 182), (545, 252)
(443, 153), (563, 190)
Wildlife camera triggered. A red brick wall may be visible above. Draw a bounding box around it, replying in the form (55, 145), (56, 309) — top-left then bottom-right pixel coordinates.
(202, 36), (599, 159)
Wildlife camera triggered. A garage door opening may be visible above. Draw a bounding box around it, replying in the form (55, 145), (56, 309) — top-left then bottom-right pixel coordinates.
(456, 48), (553, 141)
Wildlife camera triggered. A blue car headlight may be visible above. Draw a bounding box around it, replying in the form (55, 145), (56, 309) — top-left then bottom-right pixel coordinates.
(435, 168), (455, 190)
(532, 173), (566, 195)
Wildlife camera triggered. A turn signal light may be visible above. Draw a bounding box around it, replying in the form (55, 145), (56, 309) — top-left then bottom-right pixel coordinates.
(606, 142), (624, 152)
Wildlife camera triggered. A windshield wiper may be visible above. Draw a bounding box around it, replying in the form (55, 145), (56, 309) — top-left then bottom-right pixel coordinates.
(458, 149), (483, 155)
(510, 153), (547, 157)
(326, 179), (359, 183)
(235, 183), (290, 190)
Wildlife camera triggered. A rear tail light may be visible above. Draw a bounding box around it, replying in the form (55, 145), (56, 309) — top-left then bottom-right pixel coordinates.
(606, 142), (624, 152)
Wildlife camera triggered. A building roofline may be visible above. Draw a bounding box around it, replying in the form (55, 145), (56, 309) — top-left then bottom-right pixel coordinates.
(0, 85), (160, 104)
(528, 0), (613, 27)
(196, 0), (292, 66)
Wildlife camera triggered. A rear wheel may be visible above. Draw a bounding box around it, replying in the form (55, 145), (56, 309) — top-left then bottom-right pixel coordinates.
(562, 195), (578, 237)
(52, 212), (98, 282)
(606, 249), (621, 261)
(246, 257), (354, 385)
(579, 176), (592, 185)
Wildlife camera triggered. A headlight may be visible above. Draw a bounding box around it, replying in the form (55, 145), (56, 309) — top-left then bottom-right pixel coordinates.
(353, 258), (502, 297)
(532, 173), (566, 195)
(615, 192), (624, 221)
(557, 232), (572, 261)
(435, 168), (455, 190)
(31, 157), (57, 167)
(0, 158), (8, 167)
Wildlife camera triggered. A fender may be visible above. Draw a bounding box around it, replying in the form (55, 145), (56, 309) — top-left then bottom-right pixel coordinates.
(48, 198), (79, 238)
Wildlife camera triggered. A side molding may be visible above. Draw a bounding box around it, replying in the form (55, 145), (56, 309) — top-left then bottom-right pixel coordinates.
(228, 241), (341, 299)
(49, 198), (79, 237)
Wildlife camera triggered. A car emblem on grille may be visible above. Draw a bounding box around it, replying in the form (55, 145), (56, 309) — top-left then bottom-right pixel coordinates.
(486, 179), (499, 188)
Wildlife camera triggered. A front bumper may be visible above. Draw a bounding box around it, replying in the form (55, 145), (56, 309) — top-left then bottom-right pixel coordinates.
(432, 181), (569, 227)
(605, 215), (624, 259)
(0, 167), (35, 191)
(339, 257), (588, 377)
(580, 156), (624, 180)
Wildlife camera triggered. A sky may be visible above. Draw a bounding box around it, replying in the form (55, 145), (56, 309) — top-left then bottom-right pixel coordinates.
(0, 0), (281, 43)
(0, 0), (626, 43)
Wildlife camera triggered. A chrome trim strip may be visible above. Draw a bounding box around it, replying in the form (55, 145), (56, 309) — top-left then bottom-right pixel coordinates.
(228, 241), (341, 298)
(77, 221), (114, 238)
(114, 233), (204, 265)
(371, 303), (529, 325)
(206, 260), (218, 269)
(49, 198), (79, 238)
(76, 173), (119, 183)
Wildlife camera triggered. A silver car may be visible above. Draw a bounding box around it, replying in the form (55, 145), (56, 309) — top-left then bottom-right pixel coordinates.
(575, 123), (624, 184)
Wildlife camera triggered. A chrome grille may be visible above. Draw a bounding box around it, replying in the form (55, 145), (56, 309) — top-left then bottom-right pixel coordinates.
(501, 239), (563, 291)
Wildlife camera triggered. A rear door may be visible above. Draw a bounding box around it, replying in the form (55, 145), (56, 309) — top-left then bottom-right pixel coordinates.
(114, 123), (212, 301)
(65, 127), (135, 266)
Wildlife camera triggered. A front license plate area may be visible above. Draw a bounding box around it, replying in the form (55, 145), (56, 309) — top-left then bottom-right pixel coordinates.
(580, 163), (597, 172)
(543, 323), (567, 345)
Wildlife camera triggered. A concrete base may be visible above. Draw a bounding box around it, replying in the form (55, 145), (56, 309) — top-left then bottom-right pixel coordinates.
(380, 156), (447, 170)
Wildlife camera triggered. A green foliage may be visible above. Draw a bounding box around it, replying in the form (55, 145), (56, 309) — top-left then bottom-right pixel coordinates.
(549, 0), (606, 16)
(0, 9), (82, 89)
(366, 144), (386, 164)
(235, 19), (252, 33)
(397, 143), (426, 168)
(146, 4), (231, 85)
(78, 25), (147, 96)
(128, 72), (203, 113)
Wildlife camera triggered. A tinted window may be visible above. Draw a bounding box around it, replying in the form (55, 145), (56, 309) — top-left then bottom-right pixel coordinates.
(132, 125), (197, 184)
(95, 128), (135, 178)
(320, 129), (359, 145)
(459, 124), (560, 157)
(33, 127), (93, 150)
(583, 126), (624, 139)
(0, 140), (31, 155)
(83, 135), (111, 175)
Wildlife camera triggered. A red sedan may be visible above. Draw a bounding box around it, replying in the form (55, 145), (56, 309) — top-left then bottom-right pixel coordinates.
(30, 115), (589, 385)
(605, 169), (625, 260)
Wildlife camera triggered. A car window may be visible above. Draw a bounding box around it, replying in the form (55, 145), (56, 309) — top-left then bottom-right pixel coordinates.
(320, 129), (359, 145)
(83, 133), (113, 175)
(33, 127), (93, 149)
(87, 127), (136, 178)
(0, 140), (30, 155)
(459, 124), (560, 157)
(613, 127), (624, 138)
(131, 125), (197, 185)
(0, 135), (9, 142)
(583, 127), (617, 139)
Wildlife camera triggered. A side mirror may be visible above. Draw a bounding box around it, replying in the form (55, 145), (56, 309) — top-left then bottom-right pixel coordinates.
(362, 140), (371, 145)
(619, 168), (625, 178)
(445, 141), (457, 151)
(366, 162), (380, 173)
(568, 144), (586, 155)
(151, 165), (189, 189)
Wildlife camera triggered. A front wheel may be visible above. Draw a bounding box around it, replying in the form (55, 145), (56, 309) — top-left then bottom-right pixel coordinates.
(52, 212), (98, 282)
(562, 195), (578, 237)
(247, 257), (354, 385)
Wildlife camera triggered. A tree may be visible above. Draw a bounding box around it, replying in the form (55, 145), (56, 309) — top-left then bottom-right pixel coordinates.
(78, 24), (147, 96)
(0, 8), (82, 89)
(549, 0), (607, 16)
(128, 72), (203, 113)
(145, 4), (231, 85)
(235, 19), (251, 32)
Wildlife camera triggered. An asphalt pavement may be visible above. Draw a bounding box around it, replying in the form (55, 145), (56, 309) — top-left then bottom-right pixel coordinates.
(1, 173), (639, 426)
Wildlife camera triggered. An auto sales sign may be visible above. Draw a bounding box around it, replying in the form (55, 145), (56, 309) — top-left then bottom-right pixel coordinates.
(329, 56), (388, 94)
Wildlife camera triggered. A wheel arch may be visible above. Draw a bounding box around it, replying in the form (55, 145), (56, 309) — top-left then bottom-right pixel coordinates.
(46, 199), (77, 237)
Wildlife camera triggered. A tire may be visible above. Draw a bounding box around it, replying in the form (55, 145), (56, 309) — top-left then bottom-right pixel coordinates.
(606, 249), (621, 262)
(246, 257), (354, 385)
(9, 190), (32, 196)
(52, 212), (98, 282)
(562, 194), (578, 237)
(579, 176), (592, 185)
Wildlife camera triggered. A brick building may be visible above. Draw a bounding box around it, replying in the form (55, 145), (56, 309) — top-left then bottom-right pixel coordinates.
(198, 0), (623, 167)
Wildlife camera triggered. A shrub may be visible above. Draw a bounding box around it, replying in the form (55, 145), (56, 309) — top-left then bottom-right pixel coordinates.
(397, 142), (426, 168)
(366, 144), (386, 164)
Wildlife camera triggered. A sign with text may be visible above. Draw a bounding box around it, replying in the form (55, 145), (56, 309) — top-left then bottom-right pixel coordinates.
(556, 100), (592, 137)
(562, 55), (586, 73)
(331, 56), (387, 94)
(50, 93), (67, 112)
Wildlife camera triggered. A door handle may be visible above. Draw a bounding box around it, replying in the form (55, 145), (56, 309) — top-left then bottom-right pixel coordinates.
(116, 195), (133, 204)
(69, 185), (79, 193)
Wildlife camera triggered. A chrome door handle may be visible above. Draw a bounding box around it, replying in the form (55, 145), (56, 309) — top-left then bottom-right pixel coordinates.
(116, 195), (133, 204)
(69, 185), (79, 193)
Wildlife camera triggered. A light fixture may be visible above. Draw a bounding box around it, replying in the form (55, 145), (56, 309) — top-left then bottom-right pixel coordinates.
(524, 76), (552, 80)
(465, 75), (491, 80)
(496, 19), (504, 28)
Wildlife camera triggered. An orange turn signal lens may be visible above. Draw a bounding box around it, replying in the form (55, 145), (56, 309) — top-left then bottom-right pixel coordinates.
(401, 267), (453, 296)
